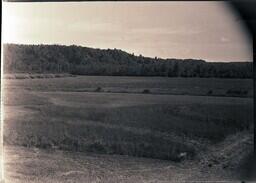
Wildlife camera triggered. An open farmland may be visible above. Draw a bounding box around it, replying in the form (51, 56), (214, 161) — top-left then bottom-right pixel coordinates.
(3, 76), (254, 182)
(4, 75), (253, 97)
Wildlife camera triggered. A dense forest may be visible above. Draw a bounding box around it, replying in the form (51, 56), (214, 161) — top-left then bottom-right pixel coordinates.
(3, 44), (253, 78)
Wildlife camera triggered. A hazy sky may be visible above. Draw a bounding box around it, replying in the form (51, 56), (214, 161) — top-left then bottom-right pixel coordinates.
(2, 1), (253, 62)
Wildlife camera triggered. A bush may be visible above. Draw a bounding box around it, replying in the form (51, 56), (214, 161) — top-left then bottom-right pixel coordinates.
(207, 90), (213, 95)
(142, 89), (150, 94)
(87, 142), (107, 153)
(226, 89), (248, 96)
(95, 87), (103, 92)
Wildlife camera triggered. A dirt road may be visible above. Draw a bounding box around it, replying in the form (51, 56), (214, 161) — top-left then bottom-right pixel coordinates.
(3, 131), (254, 183)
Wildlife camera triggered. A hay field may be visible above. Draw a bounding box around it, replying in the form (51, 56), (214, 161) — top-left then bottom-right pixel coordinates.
(3, 76), (254, 182)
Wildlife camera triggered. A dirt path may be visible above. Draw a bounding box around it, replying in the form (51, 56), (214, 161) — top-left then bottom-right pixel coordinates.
(3, 131), (253, 183)
(194, 131), (254, 180)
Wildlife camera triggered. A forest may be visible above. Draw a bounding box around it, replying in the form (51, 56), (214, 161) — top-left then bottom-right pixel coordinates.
(3, 43), (253, 78)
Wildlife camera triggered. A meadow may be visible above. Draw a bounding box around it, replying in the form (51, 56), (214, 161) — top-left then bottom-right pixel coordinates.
(3, 76), (253, 162)
(4, 74), (253, 96)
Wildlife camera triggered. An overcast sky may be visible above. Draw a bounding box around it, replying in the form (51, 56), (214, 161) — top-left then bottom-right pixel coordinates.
(2, 1), (253, 62)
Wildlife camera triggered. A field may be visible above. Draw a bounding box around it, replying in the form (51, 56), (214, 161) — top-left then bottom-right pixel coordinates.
(3, 75), (254, 182)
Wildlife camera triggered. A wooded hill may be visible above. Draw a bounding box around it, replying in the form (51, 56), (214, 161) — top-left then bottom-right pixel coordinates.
(3, 44), (253, 78)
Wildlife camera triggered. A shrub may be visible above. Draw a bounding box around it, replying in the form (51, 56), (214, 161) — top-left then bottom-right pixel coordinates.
(87, 142), (107, 153)
(207, 90), (213, 95)
(95, 87), (103, 92)
(226, 89), (248, 96)
(142, 89), (150, 94)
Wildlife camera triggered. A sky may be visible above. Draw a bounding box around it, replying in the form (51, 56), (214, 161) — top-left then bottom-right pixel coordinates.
(2, 1), (253, 62)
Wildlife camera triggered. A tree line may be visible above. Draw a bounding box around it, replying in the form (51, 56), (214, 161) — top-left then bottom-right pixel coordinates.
(3, 43), (253, 78)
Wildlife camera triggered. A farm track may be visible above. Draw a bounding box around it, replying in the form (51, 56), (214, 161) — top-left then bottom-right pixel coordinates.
(198, 131), (254, 170)
(4, 131), (253, 182)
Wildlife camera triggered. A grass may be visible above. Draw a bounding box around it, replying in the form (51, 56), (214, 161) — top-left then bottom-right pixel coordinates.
(3, 76), (253, 161)
(4, 132), (254, 183)
(4, 103), (196, 161)
(4, 145), (237, 183)
(4, 73), (74, 80)
(4, 76), (253, 97)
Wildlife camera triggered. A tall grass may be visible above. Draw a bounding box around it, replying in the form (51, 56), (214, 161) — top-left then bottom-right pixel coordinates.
(4, 77), (253, 161)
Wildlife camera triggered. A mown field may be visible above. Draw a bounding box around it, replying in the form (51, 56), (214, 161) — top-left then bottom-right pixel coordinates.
(3, 76), (253, 161)
(4, 75), (253, 97)
(3, 75), (254, 182)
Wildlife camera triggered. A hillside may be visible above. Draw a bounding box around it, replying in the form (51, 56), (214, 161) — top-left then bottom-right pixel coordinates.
(3, 43), (253, 78)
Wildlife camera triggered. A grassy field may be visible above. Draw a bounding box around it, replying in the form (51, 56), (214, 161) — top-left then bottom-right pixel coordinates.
(3, 75), (254, 182)
(3, 76), (253, 161)
(4, 75), (253, 97)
